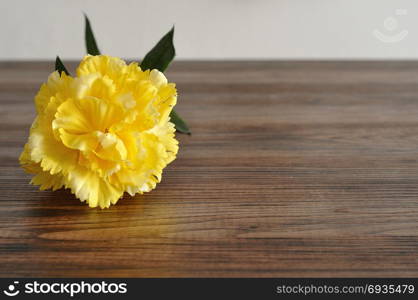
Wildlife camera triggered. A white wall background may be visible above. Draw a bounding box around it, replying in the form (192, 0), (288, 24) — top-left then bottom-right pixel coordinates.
(0, 0), (417, 60)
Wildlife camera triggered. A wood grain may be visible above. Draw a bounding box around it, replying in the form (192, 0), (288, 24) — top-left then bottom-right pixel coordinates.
(0, 61), (417, 277)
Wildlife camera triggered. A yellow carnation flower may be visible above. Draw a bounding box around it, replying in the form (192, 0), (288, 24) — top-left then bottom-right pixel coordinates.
(20, 55), (179, 208)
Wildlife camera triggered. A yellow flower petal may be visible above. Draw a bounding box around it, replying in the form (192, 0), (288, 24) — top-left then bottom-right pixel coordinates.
(28, 116), (78, 175)
(65, 166), (123, 208)
(53, 97), (124, 135)
(20, 144), (65, 191)
(34, 71), (73, 114)
(59, 129), (98, 152)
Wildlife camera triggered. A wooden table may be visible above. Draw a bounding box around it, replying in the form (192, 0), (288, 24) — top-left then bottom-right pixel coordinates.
(0, 61), (417, 277)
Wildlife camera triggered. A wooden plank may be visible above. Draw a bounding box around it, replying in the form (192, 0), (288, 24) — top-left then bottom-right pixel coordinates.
(0, 61), (417, 277)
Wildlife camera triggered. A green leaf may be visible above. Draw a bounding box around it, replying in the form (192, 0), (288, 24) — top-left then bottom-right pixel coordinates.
(55, 56), (70, 75)
(170, 110), (190, 134)
(84, 14), (101, 55)
(141, 27), (190, 133)
(140, 26), (175, 72)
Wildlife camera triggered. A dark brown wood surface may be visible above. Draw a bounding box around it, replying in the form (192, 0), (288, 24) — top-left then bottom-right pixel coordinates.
(0, 61), (417, 277)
